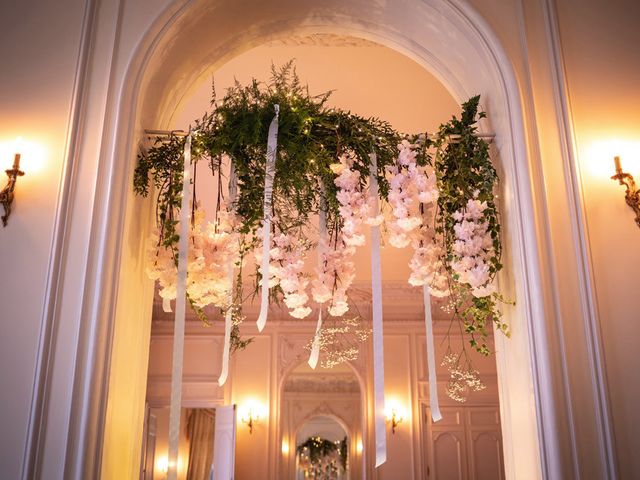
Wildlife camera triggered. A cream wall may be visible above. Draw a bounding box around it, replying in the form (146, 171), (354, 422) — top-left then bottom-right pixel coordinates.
(1, 0), (639, 478)
(0, 1), (86, 478)
(555, 2), (640, 478)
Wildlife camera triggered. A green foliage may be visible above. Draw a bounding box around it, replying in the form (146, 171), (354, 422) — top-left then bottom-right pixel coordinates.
(297, 436), (348, 472)
(433, 95), (510, 356)
(133, 63), (509, 357)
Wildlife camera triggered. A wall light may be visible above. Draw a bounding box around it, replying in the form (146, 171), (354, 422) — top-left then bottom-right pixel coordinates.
(384, 400), (406, 434)
(156, 455), (169, 475)
(281, 439), (290, 455)
(0, 137), (25, 226)
(238, 400), (266, 434)
(611, 155), (640, 228)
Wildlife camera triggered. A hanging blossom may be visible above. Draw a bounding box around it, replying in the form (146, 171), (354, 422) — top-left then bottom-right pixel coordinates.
(311, 236), (355, 317)
(146, 207), (240, 309)
(450, 192), (496, 298)
(256, 228), (312, 319)
(384, 140), (447, 295)
(311, 153), (377, 317)
(385, 140), (438, 248)
(408, 230), (450, 297)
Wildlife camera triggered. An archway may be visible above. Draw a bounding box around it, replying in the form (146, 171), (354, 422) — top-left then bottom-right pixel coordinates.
(83, 1), (549, 478)
(282, 361), (363, 479)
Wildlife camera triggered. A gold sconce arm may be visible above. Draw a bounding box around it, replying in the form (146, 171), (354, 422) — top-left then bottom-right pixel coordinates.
(611, 156), (640, 228)
(0, 153), (25, 227)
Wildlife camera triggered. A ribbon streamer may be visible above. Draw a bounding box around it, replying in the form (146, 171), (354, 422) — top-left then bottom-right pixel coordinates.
(218, 162), (237, 386)
(308, 309), (322, 369)
(167, 133), (193, 480)
(369, 153), (387, 467)
(308, 200), (327, 369)
(256, 105), (280, 332)
(423, 284), (442, 422)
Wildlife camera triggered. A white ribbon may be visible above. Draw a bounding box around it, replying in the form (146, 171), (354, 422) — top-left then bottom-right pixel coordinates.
(308, 309), (322, 369)
(308, 200), (327, 369)
(256, 105), (280, 332)
(423, 284), (442, 422)
(218, 162), (237, 386)
(369, 153), (387, 467)
(167, 133), (193, 480)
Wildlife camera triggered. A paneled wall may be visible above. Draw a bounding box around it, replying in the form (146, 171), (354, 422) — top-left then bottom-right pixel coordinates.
(146, 287), (503, 479)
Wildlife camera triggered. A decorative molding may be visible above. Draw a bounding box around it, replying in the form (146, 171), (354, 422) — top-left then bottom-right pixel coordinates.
(23, 0), (100, 478)
(265, 33), (381, 48)
(540, 0), (617, 477)
(50, 1), (600, 480)
(284, 375), (360, 394)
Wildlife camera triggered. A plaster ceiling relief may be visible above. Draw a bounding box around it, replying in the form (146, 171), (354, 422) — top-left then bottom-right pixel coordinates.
(283, 376), (360, 394)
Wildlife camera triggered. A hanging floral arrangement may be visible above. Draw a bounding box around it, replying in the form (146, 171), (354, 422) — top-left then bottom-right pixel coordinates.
(133, 62), (511, 401)
(297, 436), (348, 479)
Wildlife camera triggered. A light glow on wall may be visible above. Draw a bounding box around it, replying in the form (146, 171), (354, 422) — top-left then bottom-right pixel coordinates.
(0, 137), (46, 173)
(155, 454), (187, 477)
(384, 398), (408, 423)
(238, 398), (268, 433)
(156, 455), (169, 474)
(281, 438), (290, 455)
(584, 139), (640, 180)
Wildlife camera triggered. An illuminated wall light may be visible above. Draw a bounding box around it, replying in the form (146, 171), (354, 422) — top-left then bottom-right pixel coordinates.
(585, 139), (640, 180)
(0, 137), (25, 227)
(0, 136), (47, 227)
(281, 439), (290, 455)
(356, 438), (363, 454)
(384, 399), (407, 434)
(238, 399), (267, 434)
(611, 155), (640, 228)
(156, 455), (169, 474)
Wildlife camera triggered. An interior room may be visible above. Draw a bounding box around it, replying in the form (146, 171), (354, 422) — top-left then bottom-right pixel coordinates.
(1, 1), (639, 479)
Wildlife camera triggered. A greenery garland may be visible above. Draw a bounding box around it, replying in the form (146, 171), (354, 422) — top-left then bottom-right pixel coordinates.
(134, 62), (510, 393)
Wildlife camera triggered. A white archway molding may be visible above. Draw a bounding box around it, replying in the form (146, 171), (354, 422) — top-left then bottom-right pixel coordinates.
(130, 4), (547, 479)
(29, 0), (615, 479)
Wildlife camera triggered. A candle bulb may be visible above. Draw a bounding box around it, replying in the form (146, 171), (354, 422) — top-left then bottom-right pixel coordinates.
(614, 155), (622, 174)
(12, 137), (23, 170)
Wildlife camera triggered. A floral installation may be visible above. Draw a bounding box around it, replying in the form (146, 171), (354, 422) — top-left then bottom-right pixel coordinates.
(297, 436), (348, 479)
(135, 63), (510, 393)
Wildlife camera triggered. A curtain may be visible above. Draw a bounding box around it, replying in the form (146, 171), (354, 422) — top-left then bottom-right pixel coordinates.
(186, 408), (216, 480)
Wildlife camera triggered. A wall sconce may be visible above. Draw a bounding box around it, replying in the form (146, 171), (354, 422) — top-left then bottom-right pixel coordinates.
(384, 401), (406, 434)
(281, 439), (290, 455)
(239, 401), (266, 434)
(611, 155), (640, 228)
(0, 138), (25, 226)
